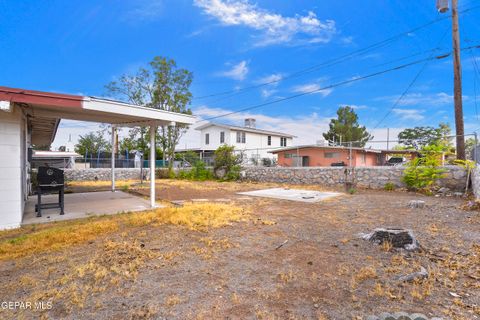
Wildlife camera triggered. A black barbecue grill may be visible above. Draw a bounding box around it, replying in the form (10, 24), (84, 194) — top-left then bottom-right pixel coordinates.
(36, 166), (65, 216)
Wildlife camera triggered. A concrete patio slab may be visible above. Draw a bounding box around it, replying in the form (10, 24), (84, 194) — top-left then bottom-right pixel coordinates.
(237, 188), (341, 203)
(22, 191), (159, 225)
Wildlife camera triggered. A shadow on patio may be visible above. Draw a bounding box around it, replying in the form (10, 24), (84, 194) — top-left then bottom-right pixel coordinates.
(22, 191), (156, 225)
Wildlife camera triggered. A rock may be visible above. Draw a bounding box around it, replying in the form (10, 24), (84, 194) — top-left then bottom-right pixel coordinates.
(453, 192), (463, 197)
(366, 316), (379, 320)
(393, 312), (411, 320)
(397, 267), (428, 282)
(438, 187), (450, 194)
(362, 228), (419, 251)
(378, 312), (396, 320)
(407, 200), (425, 209)
(410, 314), (428, 320)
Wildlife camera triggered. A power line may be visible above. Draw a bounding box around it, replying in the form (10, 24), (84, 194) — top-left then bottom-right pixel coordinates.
(197, 45), (480, 124)
(193, 4), (480, 101)
(203, 45), (448, 106)
(372, 27), (451, 129)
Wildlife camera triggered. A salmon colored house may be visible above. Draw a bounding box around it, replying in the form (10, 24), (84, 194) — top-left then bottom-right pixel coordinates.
(270, 145), (409, 167)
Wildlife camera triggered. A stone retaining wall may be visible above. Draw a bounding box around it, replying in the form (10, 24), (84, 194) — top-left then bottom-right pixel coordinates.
(472, 166), (480, 199)
(64, 168), (150, 181)
(242, 166), (467, 191)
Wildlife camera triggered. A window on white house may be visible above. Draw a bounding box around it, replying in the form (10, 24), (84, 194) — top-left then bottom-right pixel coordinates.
(267, 136), (271, 146)
(280, 137), (287, 147)
(236, 131), (241, 143)
(220, 131), (225, 143)
(205, 133), (209, 145)
(325, 152), (341, 158)
(241, 132), (246, 143)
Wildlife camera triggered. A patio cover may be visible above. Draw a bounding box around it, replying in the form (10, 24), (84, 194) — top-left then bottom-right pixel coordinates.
(0, 86), (196, 208)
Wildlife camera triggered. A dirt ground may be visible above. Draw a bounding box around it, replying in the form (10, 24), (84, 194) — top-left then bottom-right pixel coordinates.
(1, 180), (479, 319)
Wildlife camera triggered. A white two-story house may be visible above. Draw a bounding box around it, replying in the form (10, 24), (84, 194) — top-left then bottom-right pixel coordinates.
(193, 119), (295, 165)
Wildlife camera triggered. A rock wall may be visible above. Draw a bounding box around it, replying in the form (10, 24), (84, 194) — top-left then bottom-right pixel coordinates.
(242, 166), (467, 191)
(64, 168), (150, 181)
(472, 166), (480, 199)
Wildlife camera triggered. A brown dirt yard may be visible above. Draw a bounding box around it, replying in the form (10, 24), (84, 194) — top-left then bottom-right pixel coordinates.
(1, 180), (479, 320)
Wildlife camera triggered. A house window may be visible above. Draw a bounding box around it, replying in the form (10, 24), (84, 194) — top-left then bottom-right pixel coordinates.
(284, 153), (294, 158)
(324, 152), (341, 158)
(220, 131), (225, 143)
(205, 133), (209, 145)
(280, 137), (287, 147)
(236, 131), (246, 143)
(267, 136), (271, 146)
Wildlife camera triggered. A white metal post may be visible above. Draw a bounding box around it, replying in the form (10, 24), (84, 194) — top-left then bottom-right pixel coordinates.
(150, 124), (157, 208)
(111, 126), (116, 192)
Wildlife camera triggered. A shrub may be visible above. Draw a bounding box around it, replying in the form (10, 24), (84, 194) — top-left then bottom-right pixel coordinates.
(176, 161), (213, 181)
(402, 144), (447, 191)
(347, 187), (357, 195)
(214, 145), (242, 181)
(384, 182), (395, 191)
(156, 168), (171, 179)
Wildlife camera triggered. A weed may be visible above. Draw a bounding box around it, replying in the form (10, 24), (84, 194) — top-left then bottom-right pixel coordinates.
(384, 182), (395, 191)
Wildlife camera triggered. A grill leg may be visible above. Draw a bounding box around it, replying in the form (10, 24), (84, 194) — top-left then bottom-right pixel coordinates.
(60, 188), (64, 215)
(37, 189), (42, 217)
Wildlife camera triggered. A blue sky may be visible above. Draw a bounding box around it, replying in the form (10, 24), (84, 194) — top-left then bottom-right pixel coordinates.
(1, 0), (479, 149)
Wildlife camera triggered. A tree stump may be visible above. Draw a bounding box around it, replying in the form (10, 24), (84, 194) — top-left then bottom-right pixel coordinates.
(362, 228), (419, 251)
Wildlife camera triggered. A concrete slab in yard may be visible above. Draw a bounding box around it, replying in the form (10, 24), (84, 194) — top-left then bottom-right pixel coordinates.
(237, 188), (341, 203)
(22, 191), (160, 225)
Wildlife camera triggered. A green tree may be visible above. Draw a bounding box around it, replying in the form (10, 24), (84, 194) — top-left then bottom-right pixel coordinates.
(398, 123), (452, 150)
(105, 56), (193, 168)
(322, 106), (372, 147)
(74, 131), (110, 156)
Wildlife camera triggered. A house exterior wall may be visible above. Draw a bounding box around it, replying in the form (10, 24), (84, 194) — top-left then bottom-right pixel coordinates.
(276, 148), (381, 167)
(0, 106), (24, 229)
(199, 125), (293, 164)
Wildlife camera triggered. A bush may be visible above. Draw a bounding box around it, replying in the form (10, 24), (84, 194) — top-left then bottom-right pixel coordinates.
(176, 161), (213, 181)
(402, 144), (447, 191)
(214, 145), (242, 181)
(347, 187), (357, 194)
(156, 168), (171, 179)
(384, 182), (395, 191)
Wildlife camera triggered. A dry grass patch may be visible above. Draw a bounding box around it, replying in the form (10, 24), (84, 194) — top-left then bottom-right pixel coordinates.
(124, 202), (249, 231)
(0, 219), (119, 260)
(67, 179), (136, 189)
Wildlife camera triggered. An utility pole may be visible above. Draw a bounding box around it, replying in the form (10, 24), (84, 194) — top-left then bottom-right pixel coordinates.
(439, 0), (465, 159)
(451, 0), (465, 159)
(386, 128), (390, 150)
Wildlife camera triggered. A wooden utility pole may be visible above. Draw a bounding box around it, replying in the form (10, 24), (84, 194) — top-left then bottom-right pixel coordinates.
(451, 0), (466, 159)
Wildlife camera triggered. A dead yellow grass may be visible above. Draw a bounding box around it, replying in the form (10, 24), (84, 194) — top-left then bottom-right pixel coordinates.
(67, 179), (136, 188)
(124, 202), (249, 230)
(0, 219), (119, 260)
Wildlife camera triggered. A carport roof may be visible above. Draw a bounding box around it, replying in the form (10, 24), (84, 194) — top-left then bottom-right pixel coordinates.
(0, 86), (196, 145)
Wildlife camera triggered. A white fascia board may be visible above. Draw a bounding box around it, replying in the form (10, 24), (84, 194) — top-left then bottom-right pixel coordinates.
(83, 98), (196, 125)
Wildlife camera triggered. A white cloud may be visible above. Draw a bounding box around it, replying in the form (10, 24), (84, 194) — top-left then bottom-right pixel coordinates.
(256, 73), (283, 98)
(260, 88), (277, 98)
(392, 108), (425, 121)
(194, 0), (336, 46)
(256, 73), (283, 85)
(292, 83), (332, 97)
(219, 60), (249, 80)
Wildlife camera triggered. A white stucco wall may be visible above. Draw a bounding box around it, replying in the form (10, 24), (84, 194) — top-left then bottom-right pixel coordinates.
(0, 107), (24, 229)
(199, 125), (293, 163)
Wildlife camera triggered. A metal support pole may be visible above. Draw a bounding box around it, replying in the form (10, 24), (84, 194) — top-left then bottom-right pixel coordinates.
(111, 126), (116, 192)
(150, 124), (157, 208)
(475, 132), (478, 164)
